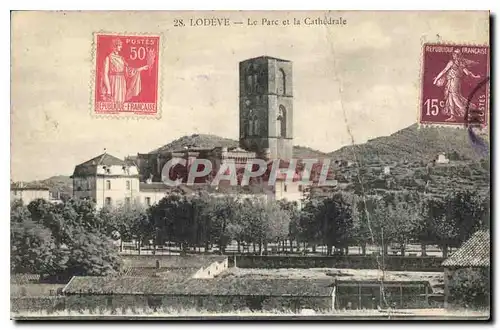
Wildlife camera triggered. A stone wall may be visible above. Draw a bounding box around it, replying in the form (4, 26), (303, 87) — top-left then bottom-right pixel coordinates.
(12, 294), (332, 313)
(232, 255), (445, 272)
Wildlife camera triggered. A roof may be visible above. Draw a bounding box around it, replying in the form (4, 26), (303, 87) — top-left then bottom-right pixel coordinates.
(10, 273), (41, 284)
(63, 277), (333, 296)
(334, 279), (431, 286)
(121, 255), (227, 269)
(139, 182), (170, 191)
(241, 55), (291, 63)
(122, 267), (199, 280)
(442, 230), (490, 268)
(10, 183), (49, 191)
(73, 153), (127, 176)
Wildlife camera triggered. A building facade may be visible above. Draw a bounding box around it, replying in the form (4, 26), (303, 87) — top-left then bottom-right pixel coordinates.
(72, 56), (311, 209)
(239, 56), (293, 160)
(71, 153), (141, 209)
(442, 230), (490, 309)
(10, 183), (50, 205)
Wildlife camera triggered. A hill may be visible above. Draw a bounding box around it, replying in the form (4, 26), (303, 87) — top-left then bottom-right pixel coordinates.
(148, 134), (328, 159)
(149, 134), (239, 154)
(328, 124), (489, 164)
(25, 125), (489, 199)
(25, 175), (73, 200)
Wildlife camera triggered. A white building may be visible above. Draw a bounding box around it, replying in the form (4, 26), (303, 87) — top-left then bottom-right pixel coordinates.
(72, 153), (141, 209)
(436, 153), (450, 164)
(72, 152), (311, 210)
(11, 182), (50, 205)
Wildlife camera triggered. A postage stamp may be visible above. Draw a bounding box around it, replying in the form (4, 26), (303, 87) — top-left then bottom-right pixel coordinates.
(92, 33), (161, 117)
(419, 43), (490, 127)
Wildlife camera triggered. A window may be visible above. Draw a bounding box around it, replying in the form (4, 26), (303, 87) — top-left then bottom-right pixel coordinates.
(277, 68), (286, 95)
(252, 115), (259, 135)
(277, 105), (286, 138)
(126, 180), (130, 190)
(105, 197), (112, 206)
(284, 184), (288, 192)
(247, 110), (259, 136)
(125, 197), (130, 205)
(145, 197), (151, 206)
(106, 180), (111, 190)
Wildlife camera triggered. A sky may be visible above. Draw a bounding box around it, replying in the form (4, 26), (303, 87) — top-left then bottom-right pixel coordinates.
(10, 11), (489, 181)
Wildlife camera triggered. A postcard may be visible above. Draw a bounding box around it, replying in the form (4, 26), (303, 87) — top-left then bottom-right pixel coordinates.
(10, 11), (490, 320)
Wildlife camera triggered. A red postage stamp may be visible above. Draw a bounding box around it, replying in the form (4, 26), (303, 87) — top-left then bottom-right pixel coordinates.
(92, 33), (161, 117)
(419, 43), (490, 127)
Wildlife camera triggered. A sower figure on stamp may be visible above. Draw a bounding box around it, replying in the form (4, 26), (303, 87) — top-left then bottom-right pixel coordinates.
(432, 49), (481, 122)
(101, 38), (149, 103)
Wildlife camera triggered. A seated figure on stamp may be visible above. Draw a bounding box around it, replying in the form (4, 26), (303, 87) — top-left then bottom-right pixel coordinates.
(432, 48), (481, 122)
(101, 38), (149, 103)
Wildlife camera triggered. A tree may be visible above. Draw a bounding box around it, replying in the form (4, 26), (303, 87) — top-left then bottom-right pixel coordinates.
(381, 194), (421, 256)
(12, 198), (122, 277)
(99, 202), (151, 253)
(11, 199), (31, 224)
(314, 194), (353, 255)
(63, 225), (122, 276)
(299, 199), (322, 253)
(11, 219), (67, 275)
(278, 200), (301, 252)
(418, 190), (486, 257)
(263, 200), (291, 252)
(201, 195), (240, 253)
(150, 193), (201, 252)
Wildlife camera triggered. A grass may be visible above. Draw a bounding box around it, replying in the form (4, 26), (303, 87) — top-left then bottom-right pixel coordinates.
(10, 284), (65, 297)
(12, 307), (489, 319)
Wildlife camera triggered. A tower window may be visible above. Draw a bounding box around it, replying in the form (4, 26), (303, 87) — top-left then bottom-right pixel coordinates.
(246, 74), (253, 93)
(105, 197), (112, 206)
(145, 197), (151, 206)
(245, 65), (259, 94)
(248, 110), (259, 136)
(252, 115), (259, 136)
(277, 105), (287, 138)
(277, 68), (286, 95)
(126, 180), (130, 190)
(106, 180), (111, 190)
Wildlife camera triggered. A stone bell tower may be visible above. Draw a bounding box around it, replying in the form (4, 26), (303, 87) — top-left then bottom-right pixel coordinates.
(239, 56), (293, 160)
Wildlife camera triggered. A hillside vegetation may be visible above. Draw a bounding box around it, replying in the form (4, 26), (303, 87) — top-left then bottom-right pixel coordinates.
(148, 134), (328, 159)
(328, 124), (488, 164)
(25, 124), (489, 197)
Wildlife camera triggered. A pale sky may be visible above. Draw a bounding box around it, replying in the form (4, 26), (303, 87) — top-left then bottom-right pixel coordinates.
(11, 11), (489, 181)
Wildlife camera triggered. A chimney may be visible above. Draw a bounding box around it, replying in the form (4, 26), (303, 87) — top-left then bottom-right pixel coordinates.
(155, 260), (160, 269)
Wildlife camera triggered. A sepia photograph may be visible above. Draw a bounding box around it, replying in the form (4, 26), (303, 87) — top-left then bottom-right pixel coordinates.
(9, 10), (490, 320)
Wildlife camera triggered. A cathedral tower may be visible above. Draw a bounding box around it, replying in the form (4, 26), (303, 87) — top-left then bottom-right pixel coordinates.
(239, 56), (293, 160)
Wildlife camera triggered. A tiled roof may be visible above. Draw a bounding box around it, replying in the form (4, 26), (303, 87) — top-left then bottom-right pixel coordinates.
(121, 255), (227, 269)
(10, 273), (40, 284)
(180, 278), (333, 296)
(242, 55), (291, 63)
(10, 183), (49, 191)
(122, 267), (199, 280)
(63, 277), (333, 297)
(442, 230), (490, 268)
(73, 153), (127, 176)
